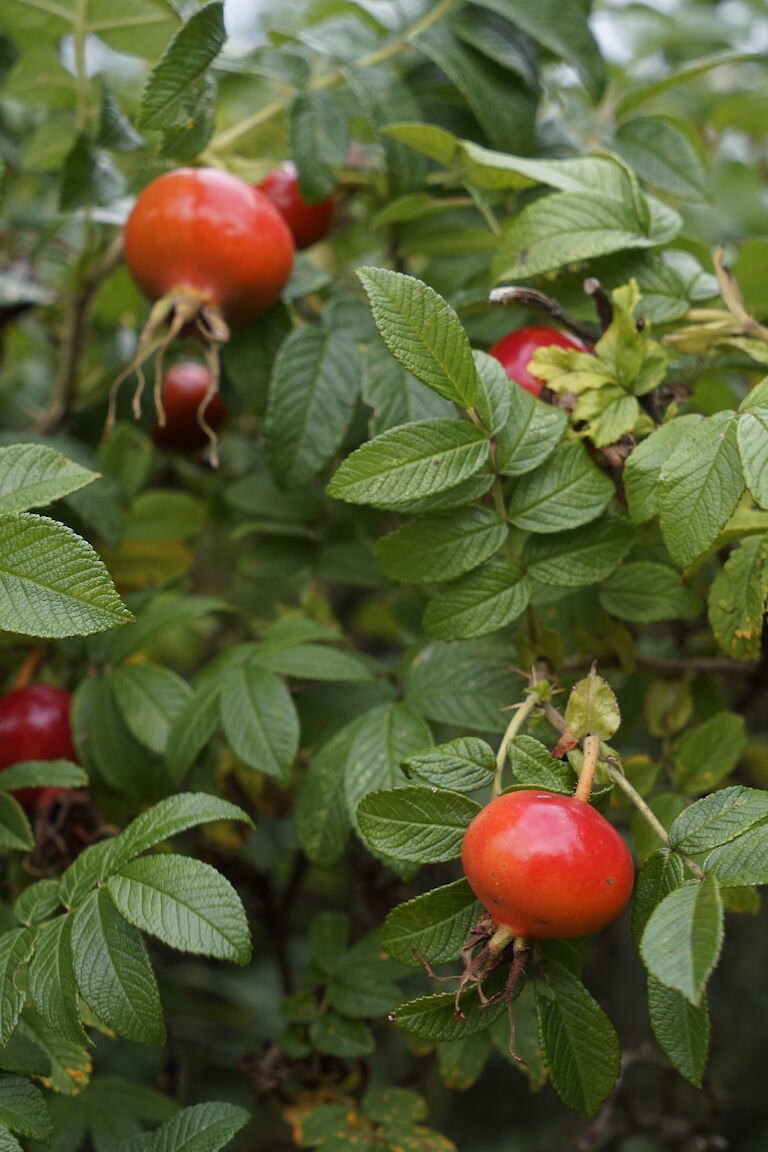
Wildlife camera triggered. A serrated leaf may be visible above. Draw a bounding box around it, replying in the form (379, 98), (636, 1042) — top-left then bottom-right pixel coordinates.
(494, 382), (567, 478)
(395, 969), (507, 1042)
(0, 931), (34, 1044)
(708, 534), (768, 661)
(27, 916), (86, 1045)
(357, 269), (479, 407)
(145, 1102), (250, 1152)
(524, 516), (634, 588)
(565, 669), (620, 740)
(294, 720), (357, 865)
(13, 880), (60, 927)
(59, 133), (124, 210)
(112, 664), (192, 756)
(670, 786), (768, 854)
(537, 961), (620, 1119)
(451, 5), (537, 89)
(345, 66), (426, 197)
(107, 855), (251, 966)
(165, 678), (222, 784)
(0, 513), (131, 638)
(405, 737), (495, 793)
(615, 116), (709, 201)
(631, 849), (685, 951)
(328, 419), (489, 509)
(648, 977), (709, 1087)
(375, 507), (506, 586)
(266, 328), (360, 490)
(97, 80), (143, 152)
(71, 891), (164, 1045)
(344, 704), (433, 823)
(250, 644), (372, 683)
(600, 561), (702, 623)
(381, 879), (480, 967)
(357, 787), (479, 863)
(0, 1075), (51, 1141)
(0, 760), (87, 794)
(623, 415), (703, 524)
(507, 441), (614, 534)
(59, 840), (115, 911)
(424, 559), (530, 640)
(289, 89), (348, 201)
(0, 796), (32, 853)
(737, 405), (768, 509)
(219, 665), (298, 781)
(703, 826), (768, 886)
(657, 412), (744, 567)
(508, 735), (574, 792)
(404, 642), (512, 733)
(640, 878), (723, 1004)
(0, 445), (97, 514)
(363, 341), (454, 436)
(138, 2), (225, 131)
(673, 711), (746, 793)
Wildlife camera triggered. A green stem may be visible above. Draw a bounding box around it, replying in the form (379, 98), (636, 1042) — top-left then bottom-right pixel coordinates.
(493, 693), (538, 798)
(574, 733), (599, 802)
(210, 0), (459, 152)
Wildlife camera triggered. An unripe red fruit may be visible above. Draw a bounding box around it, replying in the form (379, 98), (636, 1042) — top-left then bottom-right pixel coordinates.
(462, 790), (634, 939)
(154, 362), (227, 452)
(257, 163), (335, 251)
(489, 326), (587, 397)
(0, 685), (75, 812)
(124, 168), (295, 327)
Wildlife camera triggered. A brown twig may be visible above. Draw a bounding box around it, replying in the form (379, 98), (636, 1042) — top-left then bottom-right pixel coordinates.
(487, 285), (598, 344)
(561, 653), (760, 678)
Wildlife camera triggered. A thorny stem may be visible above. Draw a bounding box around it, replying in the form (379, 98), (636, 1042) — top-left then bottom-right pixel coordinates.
(209, 0), (459, 153)
(574, 733), (600, 803)
(493, 693), (539, 798)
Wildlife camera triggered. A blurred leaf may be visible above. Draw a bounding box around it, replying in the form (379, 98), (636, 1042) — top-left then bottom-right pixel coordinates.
(59, 134), (124, 210)
(219, 665), (298, 781)
(138, 2), (226, 132)
(673, 711), (746, 793)
(289, 89), (348, 202)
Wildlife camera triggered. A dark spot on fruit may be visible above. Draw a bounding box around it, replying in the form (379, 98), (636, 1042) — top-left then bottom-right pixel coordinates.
(606, 877), (614, 886)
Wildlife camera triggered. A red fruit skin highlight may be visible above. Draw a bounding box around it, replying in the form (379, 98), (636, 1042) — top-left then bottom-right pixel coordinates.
(462, 790), (635, 939)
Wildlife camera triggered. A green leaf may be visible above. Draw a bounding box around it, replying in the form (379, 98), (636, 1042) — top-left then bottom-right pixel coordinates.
(405, 737), (495, 793)
(424, 559), (530, 640)
(145, 1103), (250, 1152)
(404, 641), (512, 733)
(395, 971), (507, 1041)
(357, 269), (479, 407)
(673, 711), (746, 793)
(524, 516), (634, 588)
(648, 977), (709, 1088)
(0, 1075), (51, 1142)
(451, 5), (537, 89)
(165, 678), (223, 784)
(640, 877), (723, 1004)
(0, 931), (34, 1044)
(415, 24), (536, 154)
(59, 839), (115, 911)
(309, 912), (349, 974)
(614, 116), (709, 201)
(108, 595), (226, 665)
(670, 786), (768, 855)
(219, 665), (299, 781)
(362, 1088), (427, 1126)
(381, 879), (480, 967)
(473, 0), (605, 100)
(737, 403), (768, 509)
(657, 412), (744, 568)
(0, 796), (32, 853)
(97, 79), (143, 152)
(112, 664), (192, 756)
(27, 915), (86, 1044)
(138, 2), (226, 132)
(327, 959), (400, 1020)
(266, 328), (361, 490)
(438, 1031), (491, 1091)
(107, 855), (251, 965)
(21, 1011), (88, 1096)
(374, 507), (507, 586)
(344, 704), (433, 822)
(363, 341), (454, 436)
(624, 415), (703, 524)
(327, 420), (490, 508)
(72, 675), (155, 798)
(708, 534), (768, 661)
(345, 67), (426, 197)
(13, 880), (60, 927)
(472, 351), (511, 437)
(122, 491), (206, 543)
(564, 668), (620, 740)
(0, 445), (97, 514)
(357, 787), (479, 863)
(294, 721), (356, 865)
(289, 89), (348, 201)
(0, 513), (131, 638)
(703, 826), (768, 887)
(631, 849), (685, 951)
(600, 562), (702, 623)
(537, 961), (620, 1119)
(0, 760), (86, 794)
(508, 735), (574, 792)
(308, 1013), (374, 1058)
(507, 441), (614, 534)
(107, 793), (253, 876)
(71, 890), (165, 1045)
(59, 133), (124, 210)
(616, 49), (756, 120)
(250, 644), (372, 683)
(494, 383), (567, 478)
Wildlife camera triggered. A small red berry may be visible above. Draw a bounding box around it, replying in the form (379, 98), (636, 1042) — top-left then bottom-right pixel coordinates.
(257, 162), (335, 250)
(0, 685), (75, 812)
(154, 362), (227, 452)
(489, 326), (588, 397)
(462, 790), (634, 939)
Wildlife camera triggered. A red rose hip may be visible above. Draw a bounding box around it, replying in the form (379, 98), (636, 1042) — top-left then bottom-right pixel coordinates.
(257, 162), (335, 250)
(154, 362), (227, 452)
(489, 326), (587, 397)
(0, 685), (75, 812)
(462, 790), (634, 939)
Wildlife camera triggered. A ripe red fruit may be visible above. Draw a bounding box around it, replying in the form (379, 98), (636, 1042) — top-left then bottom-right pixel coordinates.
(124, 167), (295, 328)
(0, 685), (75, 813)
(154, 362), (227, 452)
(462, 790), (634, 939)
(489, 326), (587, 397)
(257, 163), (335, 250)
